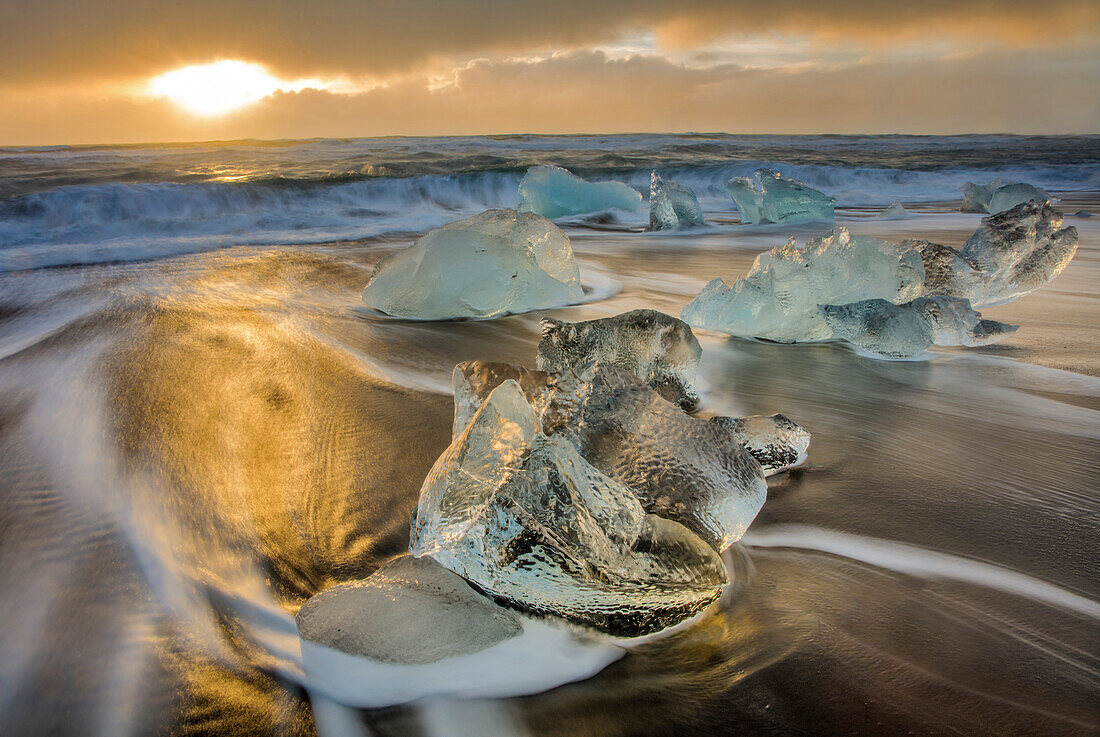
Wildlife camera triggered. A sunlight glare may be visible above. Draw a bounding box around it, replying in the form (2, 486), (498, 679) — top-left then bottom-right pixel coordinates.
(148, 61), (312, 116)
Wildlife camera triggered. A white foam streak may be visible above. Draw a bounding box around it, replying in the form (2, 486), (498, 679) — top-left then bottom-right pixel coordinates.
(743, 525), (1100, 619)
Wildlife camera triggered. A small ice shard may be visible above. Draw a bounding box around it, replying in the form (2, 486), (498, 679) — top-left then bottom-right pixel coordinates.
(1071, 210), (1092, 218)
(960, 179), (1052, 214)
(648, 172), (705, 230)
(536, 309), (702, 410)
(518, 165), (642, 218)
(959, 200), (1079, 307)
(361, 209), (583, 320)
(709, 414), (811, 476)
(569, 366), (768, 552)
(819, 296), (1018, 359)
(296, 555), (622, 708)
(681, 228), (924, 343)
(960, 179), (1004, 213)
(878, 200), (911, 220)
(725, 168), (835, 225)
(410, 380), (728, 636)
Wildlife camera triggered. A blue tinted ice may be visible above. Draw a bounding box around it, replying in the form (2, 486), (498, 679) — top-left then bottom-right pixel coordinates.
(518, 165), (641, 218)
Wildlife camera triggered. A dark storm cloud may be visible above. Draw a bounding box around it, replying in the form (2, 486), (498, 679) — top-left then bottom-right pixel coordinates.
(1, 0), (1097, 86)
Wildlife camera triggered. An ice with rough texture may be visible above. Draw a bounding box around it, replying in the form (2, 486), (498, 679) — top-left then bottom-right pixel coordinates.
(878, 200), (912, 220)
(410, 380), (728, 636)
(958, 201), (1079, 307)
(362, 209), (583, 319)
(681, 228), (924, 342)
(961, 179), (1051, 214)
(568, 367), (769, 552)
(819, 296), (1018, 359)
(537, 309), (702, 410)
(450, 360), (780, 553)
(899, 240), (982, 301)
(518, 165), (642, 218)
(648, 172), (704, 230)
(725, 168), (835, 225)
(709, 414), (811, 475)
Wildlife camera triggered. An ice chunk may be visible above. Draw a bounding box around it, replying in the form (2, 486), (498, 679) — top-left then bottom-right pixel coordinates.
(569, 367), (768, 552)
(959, 201), (1079, 307)
(819, 296), (1018, 359)
(362, 209), (583, 319)
(451, 361), (587, 438)
(296, 555), (623, 708)
(410, 380), (728, 636)
(537, 309), (702, 410)
(878, 200), (911, 220)
(681, 228), (924, 342)
(518, 165), (641, 218)
(725, 168), (835, 225)
(648, 172), (704, 230)
(961, 179), (1051, 214)
(709, 414), (810, 475)
(899, 240), (983, 301)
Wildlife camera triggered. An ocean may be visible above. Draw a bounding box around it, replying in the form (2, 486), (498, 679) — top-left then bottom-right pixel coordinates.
(0, 134), (1097, 736)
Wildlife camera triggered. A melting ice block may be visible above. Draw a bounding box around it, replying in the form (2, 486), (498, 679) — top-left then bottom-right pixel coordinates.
(410, 380), (728, 636)
(296, 555), (622, 708)
(537, 309), (702, 410)
(709, 414), (811, 476)
(681, 228), (924, 343)
(725, 168), (835, 225)
(569, 367), (769, 552)
(878, 200), (911, 220)
(362, 209), (584, 320)
(819, 296), (1018, 359)
(958, 201), (1079, 307)
(961, 179), (1051, 214)
(648, 172), (705, 230)
(518, 165), (642, 218)
(450, 360), (780, 553)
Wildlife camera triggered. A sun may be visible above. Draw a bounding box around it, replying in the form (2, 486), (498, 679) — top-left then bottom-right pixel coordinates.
(148, 61), (301, 116)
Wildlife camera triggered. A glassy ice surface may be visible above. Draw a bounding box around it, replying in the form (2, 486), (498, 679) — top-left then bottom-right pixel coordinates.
(681, 228), (924, 342)
(447, 359), (778, 553)
(518, 165), (642, 218)
(959, 201), (1079, 307)
(961, 179), (1051, 213)
(296, 555), (624, 708)
(648, 172), (704, 230)
(569, 366), (769, 552)
(410, 380), (728, 636)
(709, 414), (811, 475)
(820, 296), (1018, 359)
(879, 200), (912, 220)
(536, 309), (702, 410)
(725, 168), (835, 224)
(362, 209), (583, 319)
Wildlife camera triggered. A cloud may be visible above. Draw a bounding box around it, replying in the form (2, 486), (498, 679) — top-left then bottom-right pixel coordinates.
(1, 48), (1095, 144)
(1, 0), (1096, 88)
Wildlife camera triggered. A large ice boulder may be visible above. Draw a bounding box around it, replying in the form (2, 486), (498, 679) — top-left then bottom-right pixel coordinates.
(961, 179), (1051, 214)
(648, 172), (705, 230)
(681, 228), (924, 343)
(409, 380), (729, 636)
(361, 209), (584, 319)
(449, 360), (801, 552)
(518, 165), (642, 218)
(537, 309), (702, 410)
(725, 168), (835, 225)
(958, 200), (1078, 307)
(819, 296), (1018, 359)
(296, 555), (622, 708)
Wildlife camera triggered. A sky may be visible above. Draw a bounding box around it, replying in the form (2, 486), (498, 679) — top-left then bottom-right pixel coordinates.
(0, 1), (1098, 144)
